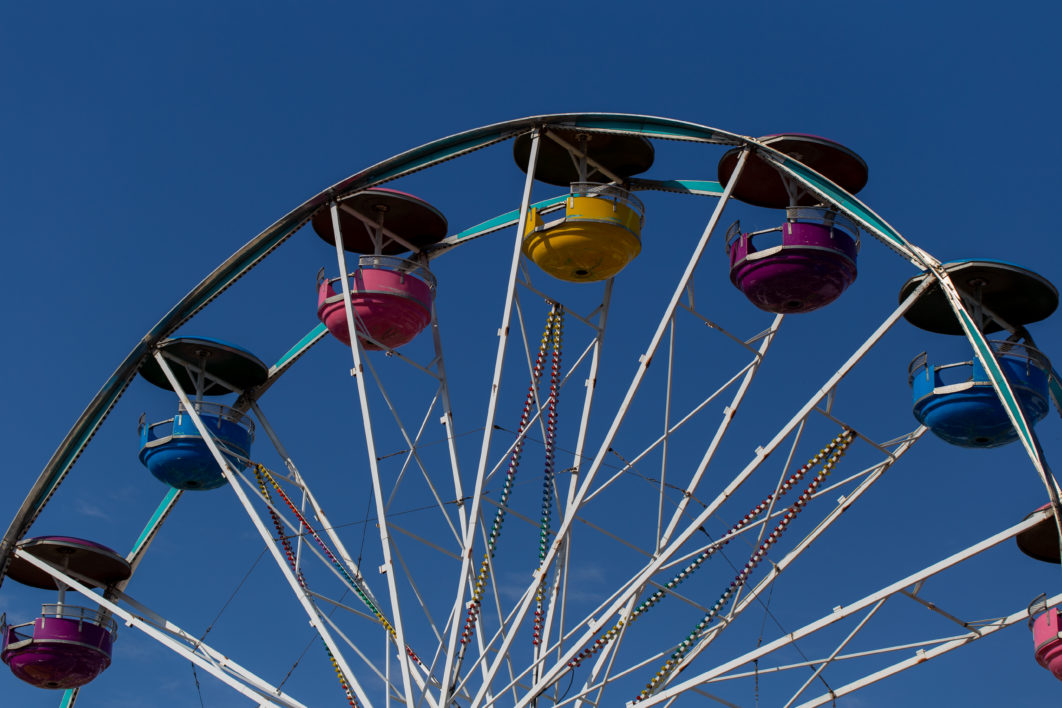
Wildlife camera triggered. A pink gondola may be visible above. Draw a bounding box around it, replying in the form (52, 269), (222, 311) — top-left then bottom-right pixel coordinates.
(317, 257), (436, 350)
(1033, 607), (1062, 680)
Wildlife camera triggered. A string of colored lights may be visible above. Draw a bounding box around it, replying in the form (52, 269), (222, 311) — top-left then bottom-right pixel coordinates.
(533, 309), (564, 645)
(253, 465), (359, 707)
(566, 429), (855, 672)
(460, 305), (563, 653)
(634, 429), (855, 702)
(253, 465), (425, 667)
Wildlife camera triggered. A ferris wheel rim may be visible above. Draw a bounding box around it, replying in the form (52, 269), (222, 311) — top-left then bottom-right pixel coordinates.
(4, 112), (1058, 708)
(0, 113), (786, 579)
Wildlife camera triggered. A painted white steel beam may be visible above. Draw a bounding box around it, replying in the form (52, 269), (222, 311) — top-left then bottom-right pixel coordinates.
(438, 128), (544, 705)
(664, 427), (925, 683)
(496, 150), (754, 708)
(152, 352), (375, 707)
(636, 507), (1054, 706)
(328, 202), (421, 708)
(514, 251), (931, 707)
(792, 589), (1062, 707)
(15, 549), (310, 708)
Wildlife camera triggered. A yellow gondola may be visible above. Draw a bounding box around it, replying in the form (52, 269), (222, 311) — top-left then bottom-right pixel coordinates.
(522, 183), (644, 282)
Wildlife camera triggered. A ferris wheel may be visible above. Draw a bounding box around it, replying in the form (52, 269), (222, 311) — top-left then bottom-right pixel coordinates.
(2, 113), (1062, 707)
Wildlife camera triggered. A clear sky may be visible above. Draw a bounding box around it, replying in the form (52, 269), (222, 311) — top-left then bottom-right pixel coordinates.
(2, 2), (1062, 707)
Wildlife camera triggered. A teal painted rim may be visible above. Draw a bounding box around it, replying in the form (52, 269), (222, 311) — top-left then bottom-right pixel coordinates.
(0, 112), (949, 585)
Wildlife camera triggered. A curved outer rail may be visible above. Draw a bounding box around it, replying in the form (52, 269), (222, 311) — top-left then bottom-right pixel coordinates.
(0, 113), (750, 584)
(3, 112), (1057, 707)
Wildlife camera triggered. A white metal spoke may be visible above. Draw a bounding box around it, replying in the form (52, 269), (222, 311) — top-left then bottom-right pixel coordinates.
(639, 507), (1055, 705)
(583, 360), (761, 505)
(898, 587), (983, 634)
(496, 151), (755, 708)
(782, 598), (886, 708)
(521, 278), (931, 703)
(545, 279), (614, 694)
(14, 550), (312, 708)
(252, 400), (382, 607)
(790, 593), (1062, 708)
(428, 298), (471, 534)
(227, 465), (387, 618)
(662, 427), (924, 683)
(439, 129), (543, 704)
(315, 606), (404, 698)
(386, 533), (448, 667)
(330, 201), (417, 705)
(363, 369), (462, 545)
(152, 351), (373, 707)
(658, 317), (676, 549)
(659, 312), (784, 547)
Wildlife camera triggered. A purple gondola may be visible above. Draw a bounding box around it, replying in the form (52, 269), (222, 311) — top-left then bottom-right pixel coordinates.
(3, 606), (117, 689)
(2, 537), (131, 689)
(726, 207), (859, 314)
(718, 134), (868, 314)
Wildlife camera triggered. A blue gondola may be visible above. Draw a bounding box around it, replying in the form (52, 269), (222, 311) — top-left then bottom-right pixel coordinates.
(137, 337), (267, 490)
(909, 341), (1051, 447)
(138, 401), (254, 490)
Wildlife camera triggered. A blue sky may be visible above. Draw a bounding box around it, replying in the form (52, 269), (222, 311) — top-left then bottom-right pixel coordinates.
(2, 2), (1062, 707)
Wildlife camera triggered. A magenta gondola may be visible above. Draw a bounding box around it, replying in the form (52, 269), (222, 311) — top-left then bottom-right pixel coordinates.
(2, 537), (130, 689)
(727, 207), (859, 314)
(3, 606), (118, 689)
